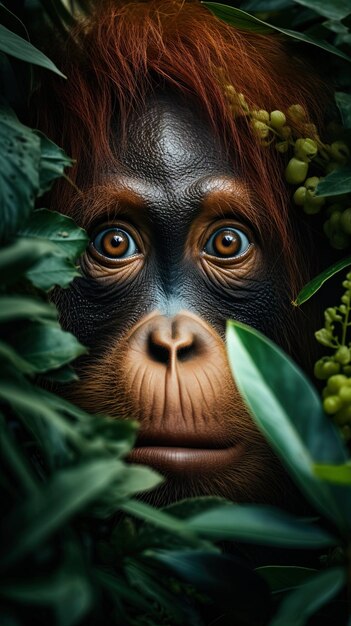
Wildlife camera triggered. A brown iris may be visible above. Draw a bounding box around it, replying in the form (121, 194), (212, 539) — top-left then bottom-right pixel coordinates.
(212, 229), (241, 257)
(100, 231), (129, 257)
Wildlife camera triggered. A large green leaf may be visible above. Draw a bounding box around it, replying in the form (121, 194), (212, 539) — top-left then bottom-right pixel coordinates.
(335, 92), (351, 129)
(21, 209), (88, 259)
(36, 134), (73, 195)
(0, 105), (40, 240)
(26, 254), (80, 290)
(270, 567), (345, 626)
(226, 322), (349, 528)
(0, 24), (65, 77)
(122, 499), (199, 544)
(0, 296), (57, 322)
(186, 504), (336, 547)
(293, 0), (351, 21)
(203, 3), (351, 62)
(293, 258), (351, 305)
(256, 565), (318, 594)
(0, 458), (126, 569)
(0, 238), (58, 285)
(316, 166), (351, 197)
(10, 322), (87, 372)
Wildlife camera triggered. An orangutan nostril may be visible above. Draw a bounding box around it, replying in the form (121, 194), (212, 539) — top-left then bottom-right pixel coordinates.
(148, 338), (170, 364)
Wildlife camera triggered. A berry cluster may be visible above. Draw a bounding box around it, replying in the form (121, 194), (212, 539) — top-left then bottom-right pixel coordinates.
(315, 272), (351, 441)
(222, 83), (351, 250)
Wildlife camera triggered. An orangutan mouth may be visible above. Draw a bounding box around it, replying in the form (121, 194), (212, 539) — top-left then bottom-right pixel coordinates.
(128, 442), (245, 475)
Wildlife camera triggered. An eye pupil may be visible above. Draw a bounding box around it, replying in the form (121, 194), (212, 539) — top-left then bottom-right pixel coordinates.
(110, 235), (124, 248)
(222, 234), (235, 247)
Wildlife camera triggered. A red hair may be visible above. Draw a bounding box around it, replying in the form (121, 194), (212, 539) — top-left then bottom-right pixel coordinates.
(37, 0), (328, 296)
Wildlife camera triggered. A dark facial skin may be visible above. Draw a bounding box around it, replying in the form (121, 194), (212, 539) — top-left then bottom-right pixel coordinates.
(55, 92), (300, 507)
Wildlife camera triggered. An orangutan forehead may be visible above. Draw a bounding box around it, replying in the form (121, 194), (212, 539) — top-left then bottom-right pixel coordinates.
(77, 176), (253, 229)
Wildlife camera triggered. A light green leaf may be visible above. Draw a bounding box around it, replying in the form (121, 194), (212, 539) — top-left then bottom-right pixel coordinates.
(0, 296), (57, 323)
(314, 463), (351, 484)
(270, 567), (345, 626)
(256, 566), (318, 594)
(0, 24), (65, 77)
(121, 499), (198, 542)
(0, 105), (40, 240)
(293, 259), (351, 306)
(316, 166), (351, 197)
(226, 322), (349, 529)
(294, 0), (351, 21)
(187, 505), (336, 547)
(115, 464), (163, 497)
(335, 92), (351, 129)
(0, 458), (126, 569)
(36, 134), (73, 195)
(203, 3), (351, 62)
(26, 254), (80, 290)
(10, 322), (87, 373)
(20, 209), (88, 259)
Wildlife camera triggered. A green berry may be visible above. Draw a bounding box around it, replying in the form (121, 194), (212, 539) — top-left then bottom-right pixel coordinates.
(335, 346), (350, 365)
(270, 110), (286, 129)
(294, 138), (318, 163)
(327, 374), (348, 393)
(324, 395), (343, 414)
(314, 359), (340, 380)
(341, 209), (351, 235)
(288, 104), (307, 122)
(334, 405), (351, 426)
(339, 385), (351, 403)
(343, 365), (351, 376)
(252, 120), (270, 139)
(330, 231), (350, 250)
(293, 186), (307, 206)
(330, 141), (350, 164)
(252, 109), (270, 123)
(285, 158), (308, 184)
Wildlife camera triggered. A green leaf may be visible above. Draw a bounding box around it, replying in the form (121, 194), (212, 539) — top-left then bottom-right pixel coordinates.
(163, 496), (230, 519)
(42, 364), (79, 383)
(256, 565), (318, 594)
(316, 166), (351, 197)
(20, 209), (88, 259)
(26, 254), (80, 290)
(0, 340), (38, 375)
(0, 458), (126, 569)
(121, 500), (198, 543)
(115, 464), (163, 498)
(0, 296), (57, 323)
(314, 463), (351, 484)
(0, 24), (65, 77)
(226, 322), (349, 528)
(270, 567), (345, 626)
(10, 322), (87, 373)
(36, 134), (73, 195)
(294, 0), (351, 21)
(0, 105), (40, 240)
(203, 3), (351, 62)
(0, 238), (58, 285)
(293, 258), (351, 305)
(335, 92), (351, 129)
(186, 504), (336, 547)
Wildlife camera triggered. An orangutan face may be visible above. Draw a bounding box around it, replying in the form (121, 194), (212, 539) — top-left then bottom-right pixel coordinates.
(55, 92), (298, 507)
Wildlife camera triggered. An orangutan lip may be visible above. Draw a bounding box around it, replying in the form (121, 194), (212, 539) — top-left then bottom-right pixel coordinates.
(127, 444), (244, 474)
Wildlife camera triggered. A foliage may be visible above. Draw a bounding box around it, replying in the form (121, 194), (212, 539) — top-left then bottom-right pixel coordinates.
(1, 1), (351, 626)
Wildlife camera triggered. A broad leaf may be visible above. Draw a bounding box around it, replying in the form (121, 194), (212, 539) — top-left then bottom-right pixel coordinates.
(0, 238), (58, 285)
(270, 567), (345, 626)
(122, 499), (198, 543)
(0, 296), (57, 322)
(10, 322), (87, 372)
(256, 565), (318, 593)
(203, 3), (351, 62)
(26, 254), (80, 290)
(21, 209), (88, 259)
(36, 134), (73, 195)
(316, 166), (351, 197)
(335, 92), (351, 129)
(293, 258), (351, 305)
(0, 105), (40, 240)
(294, 0), (351, 21)
(0, 458), (126, 569)
(186, 504), (336, 547)
(0, 24), (65, 77)
(226, 322), (349, 528)
(163, 496), (230, 519)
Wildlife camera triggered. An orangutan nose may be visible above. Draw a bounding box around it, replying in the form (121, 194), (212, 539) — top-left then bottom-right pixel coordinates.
(148, 317), (197, 365)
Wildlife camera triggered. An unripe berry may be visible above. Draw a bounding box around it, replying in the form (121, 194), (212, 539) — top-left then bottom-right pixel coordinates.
(339, 385), (351, 403)
(341, 209), (351, 235)
(335, 346), (351, 365)
(327, 374), (348, 393)
(252, 109), (270, 123)
(330, 231), (350, 250)
(270, 110), (286, 129)
(293, 186), (307, 206)
(314, 359), (340, 380)
(285, 158), (308, 184)
(294, 138), (318, 163)
(303, 197), (324, 215)
(324, 395), (343, 414)
(288, 104), (307, 122)
(329, 211), (342, 227)
(343, 365), (351, 377)
(334, 405), (351, 426)
(330, 141), (350, 163)
(252, 120), (270, 139)
(280, 126), (291, 139)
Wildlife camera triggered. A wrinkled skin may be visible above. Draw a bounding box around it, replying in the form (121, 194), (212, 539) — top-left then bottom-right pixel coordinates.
(55, 92), (302, 508)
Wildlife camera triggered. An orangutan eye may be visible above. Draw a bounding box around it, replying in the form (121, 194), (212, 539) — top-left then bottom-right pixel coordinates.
(204, 227), (251, 259)
(92, 227), (139, 259)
